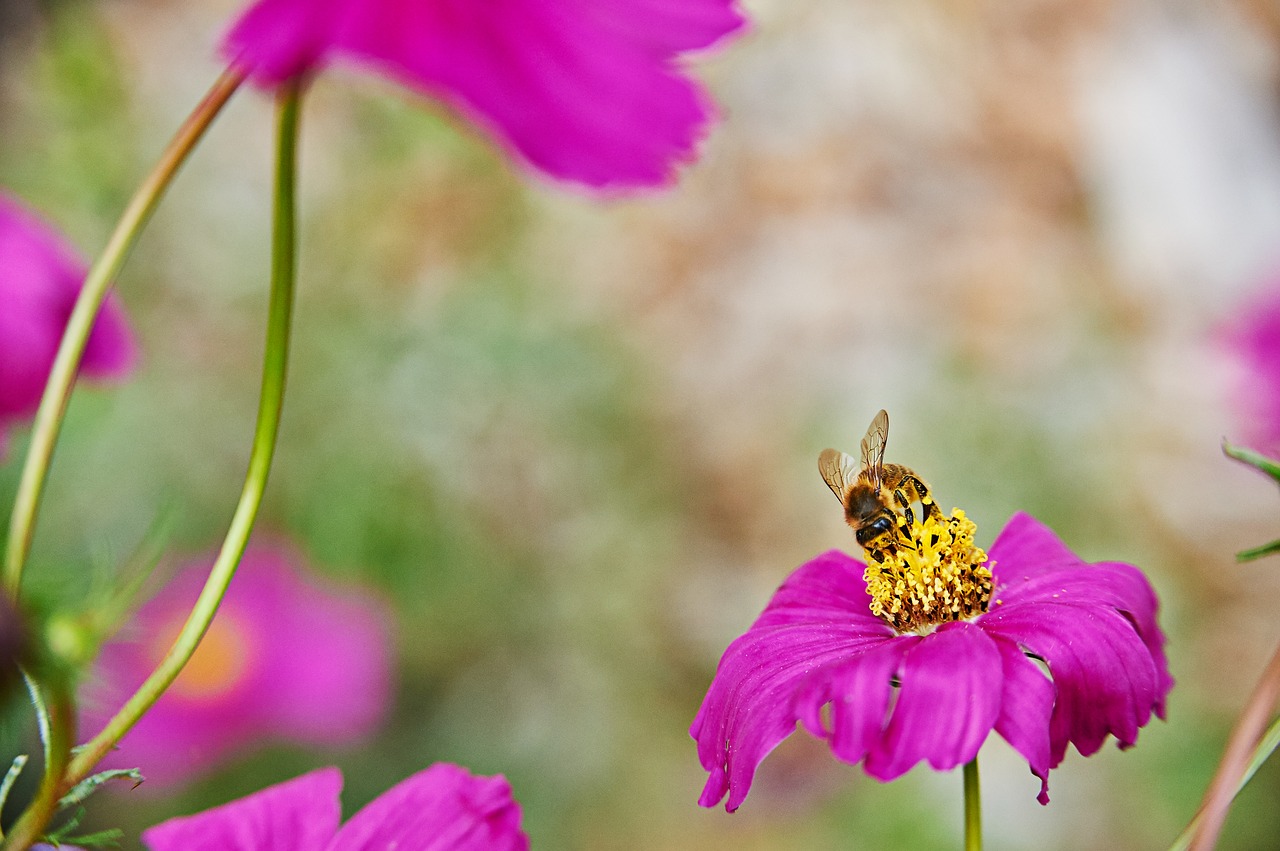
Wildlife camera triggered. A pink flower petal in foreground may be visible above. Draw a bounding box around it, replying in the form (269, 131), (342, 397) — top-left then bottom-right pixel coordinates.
(84, 542), (392, 788)
(691, 511), (1172, 811)
(141, 764), (528, 851)
(0, 192), (136, 456)
(221, 0), (746, 189)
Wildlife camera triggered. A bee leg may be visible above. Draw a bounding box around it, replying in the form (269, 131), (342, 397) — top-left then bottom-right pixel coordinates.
(893, 489), (916, 526)
(904, 475), (943, 521)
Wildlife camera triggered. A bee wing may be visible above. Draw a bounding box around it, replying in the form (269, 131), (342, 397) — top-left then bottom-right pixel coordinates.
(818, 448), (860, 505)
(859, 409), (889, 492)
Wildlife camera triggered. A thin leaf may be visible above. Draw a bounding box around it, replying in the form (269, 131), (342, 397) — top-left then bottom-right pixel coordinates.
(1224, 441), (1280, 482)
(1237, 538), (1280, 562)
(65, 827), (125, 849)
(57, 768), (144, 808)
(42, 806), (86, 842)
(0, 753), (28, 821)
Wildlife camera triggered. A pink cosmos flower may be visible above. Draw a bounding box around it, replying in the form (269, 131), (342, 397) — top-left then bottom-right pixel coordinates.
(84, 543), (392, 788)
(0, 192), (136, 456)
(1222, 284), (1280, 451)
(691, 511), (1173, 811)
(220, 0), (746, 189)
(141, 763), (528, 850)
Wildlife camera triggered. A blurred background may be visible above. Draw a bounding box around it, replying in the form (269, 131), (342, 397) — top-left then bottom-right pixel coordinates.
(4, 0), (1280, 847)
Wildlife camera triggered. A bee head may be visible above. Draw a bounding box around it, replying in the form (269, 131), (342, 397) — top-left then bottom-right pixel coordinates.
(855, 513), (897, 549)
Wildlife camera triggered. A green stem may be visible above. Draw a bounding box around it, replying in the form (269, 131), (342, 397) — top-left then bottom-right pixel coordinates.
(62, 81), (303, 794)
(1, 677), (75, 850)
(3, 67), (245, 597)
(963, 757), (982, 851)
(1169, 715), (1280, 851)
(1176, 639), (1280, 851)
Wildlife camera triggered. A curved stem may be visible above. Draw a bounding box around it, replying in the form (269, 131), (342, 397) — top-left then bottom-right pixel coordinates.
(3, 67), (246, 597)
(963, 757), (982, 851)
(63, 81), (303, 791)
(1170, 715), (1280, 851)
(1182, 639), (1280, 850)
(1, 677), (75, 850)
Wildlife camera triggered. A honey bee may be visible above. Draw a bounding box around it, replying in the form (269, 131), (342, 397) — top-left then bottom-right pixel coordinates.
(818, 409), (942, 560)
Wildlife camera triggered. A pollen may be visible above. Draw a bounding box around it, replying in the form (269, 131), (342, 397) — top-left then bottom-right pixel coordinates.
(862, 509), (994, 633)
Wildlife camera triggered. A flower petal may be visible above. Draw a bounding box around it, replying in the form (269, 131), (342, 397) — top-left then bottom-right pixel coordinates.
(0, 192), (136, 437)
(142, 767), (342, 851)
(986, 512), (1084, 591)
(863, 622), (1003, 781)
(690, 550), (895, 811)
(329, 763), (528, 851)
(987, 557), (1173, 720)
(80, 291), (137, 380)
(222, 0), (745, 189)
(981, 601), (1161, 765)
(84, 543), (392, 788)
(221, 0), (345, 83)
(989, 633), (1054, 804)
(794, 635), (915, 765)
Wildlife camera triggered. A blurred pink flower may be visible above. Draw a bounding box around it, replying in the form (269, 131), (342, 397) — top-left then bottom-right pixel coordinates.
(0, 192), (136, 456)
(1222, 285), (1280, 450)
(141, 763), (528, 851)
(84, 543), (392, 788)
(220, 0), (746, 190)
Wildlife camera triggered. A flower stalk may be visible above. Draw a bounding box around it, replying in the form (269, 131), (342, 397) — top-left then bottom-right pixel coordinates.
(63, 80), (302, 792)
(3, 67), (246, 597)
(963, 757), (982, 851)
(1182, 639), (1280, 850)
(1, 676), (75, 850)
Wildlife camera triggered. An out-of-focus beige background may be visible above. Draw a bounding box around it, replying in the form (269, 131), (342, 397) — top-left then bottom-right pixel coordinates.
(4, 0), (1280, 847)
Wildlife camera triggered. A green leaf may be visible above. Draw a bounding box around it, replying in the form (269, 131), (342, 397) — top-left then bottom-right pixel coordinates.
(1237, 538), (1280, 562)
(0, 753), (28, 814)
(42, 806), (86, 843)
(1223, 441), (1280, 482)
(1224, 442), (1280, 560)
(57, 767), (143, 808)
(64, 827), (125, 849)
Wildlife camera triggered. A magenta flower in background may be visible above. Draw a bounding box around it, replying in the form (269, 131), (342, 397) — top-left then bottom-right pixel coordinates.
(0, 192), (136, 456)
(220, 0), (746, 189)
(84, 543), (392, 787)
(691, 511), (1173, 811)
(1222, 284), (1280, 450)
(141, 763), (528, 851)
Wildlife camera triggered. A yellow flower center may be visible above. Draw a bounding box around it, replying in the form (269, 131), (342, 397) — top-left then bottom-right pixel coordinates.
(150, 612), (251, 700)
(862, 509), (993, 633)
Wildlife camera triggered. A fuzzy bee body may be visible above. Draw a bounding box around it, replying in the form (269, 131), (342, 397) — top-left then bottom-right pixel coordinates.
(819, 410), (941, 562)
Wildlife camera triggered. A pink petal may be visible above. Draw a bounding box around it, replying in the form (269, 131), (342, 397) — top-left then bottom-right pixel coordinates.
(221, 0), (346, 83)
(221, 0), (746, 189)
(84, 542), (392, 789)
(981, 601), (1161, 766)
(989, 634), (1054, 804)
(0, 192), (137, 440)
(81, 291), (138, 380)
(142, 767), (342, 851)
(794, 636), (916, 766)
(242, 545), (393, 743)
(329, 763), (527, 851)
(863, 623), (1003, 781)
(690, 550), (895, 811)
(1221, 283), (1280, 450)
(578, 0), (745, 53)
(986, 512), (1084, 591)
(987, 558), (1173, 720)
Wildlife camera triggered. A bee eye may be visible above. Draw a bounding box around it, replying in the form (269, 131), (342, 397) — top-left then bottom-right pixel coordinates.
(857, 516), (895, 546)
(869, 517), (893, 535)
